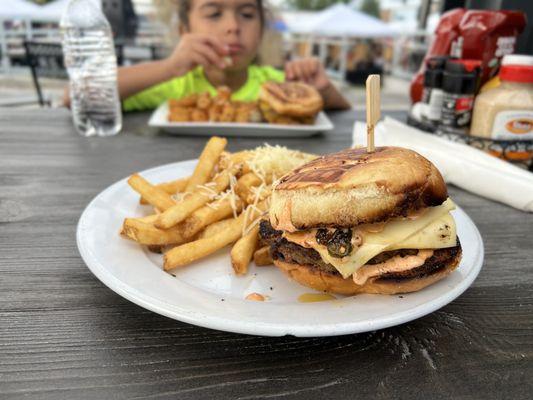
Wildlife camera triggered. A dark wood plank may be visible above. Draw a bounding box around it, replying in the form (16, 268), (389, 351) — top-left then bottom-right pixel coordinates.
(0, 108), (532, 399)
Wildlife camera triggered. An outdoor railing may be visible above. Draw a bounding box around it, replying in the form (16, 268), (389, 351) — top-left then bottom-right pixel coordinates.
(284, 31), (432, 83)
(1, 21), (167, 72)
(2, 22), (432, 84)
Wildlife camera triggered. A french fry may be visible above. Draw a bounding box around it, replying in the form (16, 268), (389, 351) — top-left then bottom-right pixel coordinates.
(164, 200), (267, 270)
(136, 214), (159, 223)
(216, 151), (232, 171)
(155, 167), (237, 229)
(253, 246), (273, 266)
(197, 217), (236, 239)
(185, 136), (227, 192)
(181, 197), (243, 239)
(245, 186), (272, 205)
(235, 172), (262, 201)
(215, 86), (232, 102)
(140, 177), (189, 204)
(168, 106), (191, 122)
(231, 225), (259, 275)
(164, 217), (244, 270)
(219, 103), (236, 122)
(121, 217), (185, 245)
(191, 109), (208, 122)
(170, 95), (197, 108)
(217, 150), (255, 176)
(158, 177), (189, 193)
(128, 174), (176, 211)
(196, 92), (212, 110)
(241, 162), (252, 175)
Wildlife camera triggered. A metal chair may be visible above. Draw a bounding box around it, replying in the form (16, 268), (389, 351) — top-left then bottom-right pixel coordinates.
(23, 41), (67, 107)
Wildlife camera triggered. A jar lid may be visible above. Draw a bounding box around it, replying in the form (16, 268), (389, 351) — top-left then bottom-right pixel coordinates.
(500, 64), (533, 83)
(443, 59), (481, 94)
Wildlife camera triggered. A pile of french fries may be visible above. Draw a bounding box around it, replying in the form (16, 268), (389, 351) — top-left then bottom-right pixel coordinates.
(120, 137), (314, 276)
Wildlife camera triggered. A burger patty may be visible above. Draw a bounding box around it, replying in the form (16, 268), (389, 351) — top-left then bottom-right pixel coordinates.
(259, 219), (461, 282)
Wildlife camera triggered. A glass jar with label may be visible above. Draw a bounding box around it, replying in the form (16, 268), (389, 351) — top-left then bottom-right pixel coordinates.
(421, 56), (449, 126)
(470, 55), (533, 144)
(439, 59), (481, 135)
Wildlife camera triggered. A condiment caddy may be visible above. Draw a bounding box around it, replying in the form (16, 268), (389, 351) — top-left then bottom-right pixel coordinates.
(409, 54), (533, 169)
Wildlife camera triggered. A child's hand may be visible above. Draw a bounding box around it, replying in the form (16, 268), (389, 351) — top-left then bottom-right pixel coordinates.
(285, 58), (330, 92)
(165, 33), (230, 77)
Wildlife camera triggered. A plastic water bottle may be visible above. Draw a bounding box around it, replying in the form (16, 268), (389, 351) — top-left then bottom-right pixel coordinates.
(61, 0), (122, 137)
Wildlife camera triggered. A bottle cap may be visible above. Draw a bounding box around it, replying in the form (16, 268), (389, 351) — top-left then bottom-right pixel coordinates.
(500, 55), (533, 83)
(442, 59), (481, 94)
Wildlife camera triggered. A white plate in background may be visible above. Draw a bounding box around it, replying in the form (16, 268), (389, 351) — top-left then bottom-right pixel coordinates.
(148, 102), (334, 137)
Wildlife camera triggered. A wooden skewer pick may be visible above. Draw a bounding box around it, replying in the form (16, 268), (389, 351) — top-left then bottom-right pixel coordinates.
(365, 74), (381, 153)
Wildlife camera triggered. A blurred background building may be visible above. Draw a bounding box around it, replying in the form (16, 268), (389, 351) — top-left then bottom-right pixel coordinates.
(0, 0), (531, 109)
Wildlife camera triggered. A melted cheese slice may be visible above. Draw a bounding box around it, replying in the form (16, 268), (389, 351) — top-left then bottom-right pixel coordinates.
(284, 198), (457, 278)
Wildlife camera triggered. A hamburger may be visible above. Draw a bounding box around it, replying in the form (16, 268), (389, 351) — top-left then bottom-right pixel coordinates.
(259, 146), (462, 295)
(259, 81), (323, 125)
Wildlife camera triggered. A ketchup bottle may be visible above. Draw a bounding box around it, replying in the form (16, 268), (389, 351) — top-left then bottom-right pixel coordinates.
(410, 9), (526, 104)
(410, 8), (465, 104)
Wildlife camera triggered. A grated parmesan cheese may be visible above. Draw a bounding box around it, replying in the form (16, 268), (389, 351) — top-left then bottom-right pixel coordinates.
(200, 175), (240, 216)
(247, 144), (316, 183)
(228, 174), (238, 218)
(243, 215), (264, 237)
(171, 191), (192, 202)
(192, 146), (314, 234)
(197, 185), (218, 197)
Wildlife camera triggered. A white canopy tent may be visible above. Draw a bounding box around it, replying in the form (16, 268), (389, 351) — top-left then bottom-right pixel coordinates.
(288, 3), (397, 37)
(0, 0), (40, 20)
(286, 4), (397, 81)
(0, 0), (101, 22)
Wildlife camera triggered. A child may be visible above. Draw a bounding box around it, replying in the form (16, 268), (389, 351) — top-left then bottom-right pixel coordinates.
(114, 0), (351, 111)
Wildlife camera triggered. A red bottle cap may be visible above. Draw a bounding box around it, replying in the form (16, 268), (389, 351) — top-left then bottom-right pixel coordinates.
(499, 57), (533, 83)
(500, 65), (533, 83)
(451, 59), (482, 72)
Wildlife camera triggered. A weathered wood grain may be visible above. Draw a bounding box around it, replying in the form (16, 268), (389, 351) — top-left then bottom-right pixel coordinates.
(0, 108), (532, 399)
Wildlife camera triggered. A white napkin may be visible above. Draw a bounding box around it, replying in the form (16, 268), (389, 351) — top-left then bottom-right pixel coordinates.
(352, 117), (533, 212)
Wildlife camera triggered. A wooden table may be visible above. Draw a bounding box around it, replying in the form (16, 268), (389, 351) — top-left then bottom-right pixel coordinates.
(1, 108), (532, 399)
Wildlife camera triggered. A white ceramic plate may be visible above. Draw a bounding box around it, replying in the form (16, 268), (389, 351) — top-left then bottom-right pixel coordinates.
(148, 102), (334, 137)
(77, 160), (484, 337)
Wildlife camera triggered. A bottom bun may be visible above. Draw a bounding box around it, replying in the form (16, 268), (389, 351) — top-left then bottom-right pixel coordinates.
(274, 250), (462, 295)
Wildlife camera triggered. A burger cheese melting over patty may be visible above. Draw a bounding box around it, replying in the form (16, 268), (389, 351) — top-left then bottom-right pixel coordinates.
(281, 198), (456, 279)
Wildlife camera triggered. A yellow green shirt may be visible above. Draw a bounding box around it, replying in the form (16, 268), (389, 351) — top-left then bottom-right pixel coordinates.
(123, 65), (284, 112)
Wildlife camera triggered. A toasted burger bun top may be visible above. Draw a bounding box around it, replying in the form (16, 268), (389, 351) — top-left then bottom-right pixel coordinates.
(270, 146), (447, 231)
(259, 82), (323, 117)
